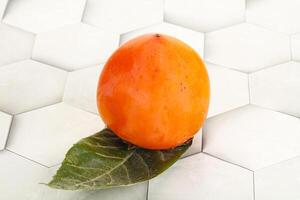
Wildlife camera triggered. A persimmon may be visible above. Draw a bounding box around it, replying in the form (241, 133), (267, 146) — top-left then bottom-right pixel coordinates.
(97, 34), (209, 150)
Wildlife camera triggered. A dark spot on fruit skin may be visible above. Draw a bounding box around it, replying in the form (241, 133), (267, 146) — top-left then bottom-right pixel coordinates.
(179, 82), (186, 92)
(155, 34), (161, 38)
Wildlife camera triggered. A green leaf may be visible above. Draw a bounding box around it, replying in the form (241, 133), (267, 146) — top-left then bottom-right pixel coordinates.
(48, 128), (192, 190)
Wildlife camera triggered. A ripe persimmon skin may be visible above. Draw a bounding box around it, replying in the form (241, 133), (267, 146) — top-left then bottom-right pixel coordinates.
(97, 34), (209, 150)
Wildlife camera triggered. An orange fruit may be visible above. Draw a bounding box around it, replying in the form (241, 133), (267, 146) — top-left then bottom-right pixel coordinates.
(97, 34), (209, 150)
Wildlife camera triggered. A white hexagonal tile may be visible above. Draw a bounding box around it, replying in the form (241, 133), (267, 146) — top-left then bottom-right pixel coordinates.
(0, 0), (8, 19)
(205, 23), (290, 72)
(0, 23), (34, 67)
(63, 65), (102, 114)
(149, 153), (253, 200)
(3, 0), (86, 33)
(83, 0), (163, 34)
(291, 33), (300, 61)
(165, 0), (245, 32)
(0, 111), (12, 150)
(32, 23), (119, 71)
(203, 105), (300, 170)
(207, 63), (249, 117)
(250, 62), (300, 117)
(120, 22), (204, 57)
(41, 166), (147, 200)
(0, 60), (67, 115)
(182, 129), (202, 158)
(0, 150), (48, 200)
(247, 0), (300, 34)
(6, 103), (104, 167)
(255, 157), (300, 200)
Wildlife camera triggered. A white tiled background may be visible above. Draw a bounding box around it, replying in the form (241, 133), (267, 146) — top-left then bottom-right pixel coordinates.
(0, 0), (300, 199)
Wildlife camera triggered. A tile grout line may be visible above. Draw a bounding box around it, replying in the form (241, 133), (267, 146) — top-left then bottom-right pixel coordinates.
(246, 21), (288, 35)
(0, 109), (12, 116)
(244, 0), (248, 22)
(60, 71), (70, 102)
(70, 63), (106, 72)
(31, 57), (105, 73)
(162, 0), (166, 22)
(165, 14), (244, 34)
(249, 103), (300, 119)
(292, 60), (300, 64)
(0, 0), (9, 20)
(181, 151), (202, 160)
(30, 58), (70, 72)
(289, 35), (294, 60)
(12, 101), (62, 116)
(30, 34), (37, 60)
(253, 172), (256, 200)
(6, 149), (49, 168)
(200, 130), (204, 152)
(204, 61), (248, 74)
(203, 33), (206, 59)
(80, 0), (89, 23)
(118, 35), (122, 47)
(202, 152), (254, 172)
(62, 102), (100, 116)
(204, 21), (245, 34)
(206, 58), (291, 75)
(250, 60), (291, 74)
(256, 155), (300, 171)
(0, 58), (29, 68)
(2, 21), (36, 34)
(206, 104), (249, 120)
(120, 21), (164, 39)
(247, 73), (251, 104)
(3, 116), (14, 150)
(49, 163), (61, 168)
(275, 110), (300, 119)
(11, 101), (100, 117)
(146, 181), (150, 200)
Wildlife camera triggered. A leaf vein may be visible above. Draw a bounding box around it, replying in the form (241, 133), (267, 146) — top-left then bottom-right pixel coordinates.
(94, 152), (124, 160)
(65, 163), (105, 171)
(158, 151), (166, 161)
(83, 141), (122, 149)
(135, 154), (150, 177)
(122, 165), (131, 184)
(74, 150), (135, 187)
